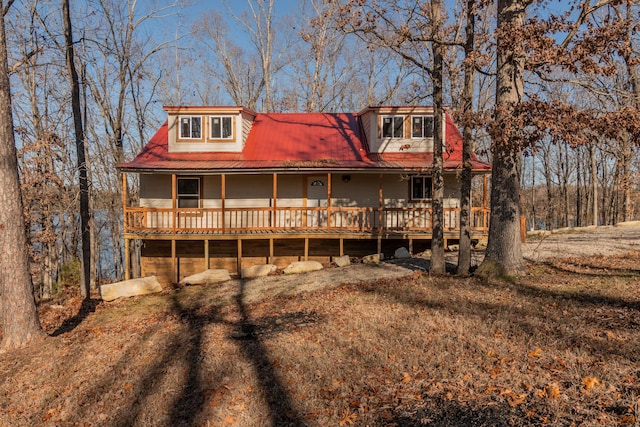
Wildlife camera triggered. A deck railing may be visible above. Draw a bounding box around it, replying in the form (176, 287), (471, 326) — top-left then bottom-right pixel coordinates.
(124, 206), (490, 235)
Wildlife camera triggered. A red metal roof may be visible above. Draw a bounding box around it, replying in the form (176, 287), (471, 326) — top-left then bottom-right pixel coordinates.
(119, 111), (491, 173)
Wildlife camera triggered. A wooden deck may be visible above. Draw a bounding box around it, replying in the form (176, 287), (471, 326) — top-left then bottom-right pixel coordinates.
(123, 205), (490, 283)
(124, 206), (490, 239)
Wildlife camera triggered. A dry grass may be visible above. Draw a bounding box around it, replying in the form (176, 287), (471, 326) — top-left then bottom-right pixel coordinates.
(1, 253), (639, 426)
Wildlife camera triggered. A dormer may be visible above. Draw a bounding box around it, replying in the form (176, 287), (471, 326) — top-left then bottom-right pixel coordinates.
(359, 106), (444, 154)
(164, 106), (257, 153)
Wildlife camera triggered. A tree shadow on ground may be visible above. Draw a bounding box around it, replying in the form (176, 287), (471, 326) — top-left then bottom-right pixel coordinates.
(356, 273), (640, 362)
(388, 396), (537, 427)
(50, 298), (100, 337)
(230, 279), (309, 426)
(540, 258), (640, 278)
(64, 281), (313, 426)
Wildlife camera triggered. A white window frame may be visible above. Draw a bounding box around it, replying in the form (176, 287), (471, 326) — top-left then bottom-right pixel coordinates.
(410, 176), (433, 201)
(177, 177), (201, 208)
(411, 115), (434, 139)
(209, 115), (234, 140)
(178, 116), (202, 140)
(382, 115), (404, 139)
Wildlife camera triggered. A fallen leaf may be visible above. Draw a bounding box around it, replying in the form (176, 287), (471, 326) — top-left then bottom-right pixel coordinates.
(548, 384), (561, 399)
(402, 372), (411, 383)
(508, 393), (528, 407)
(618, 414), (635, 424)
(339, 411), (357, 425)
(528, 348), (543, 358)
(582, 376), (600, 394)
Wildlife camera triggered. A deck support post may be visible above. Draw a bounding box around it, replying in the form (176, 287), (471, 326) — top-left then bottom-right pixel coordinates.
(269, 238), (274, 264)
(171, 239), (177, 284)
(204, 239), (210, 269)
(409, 238), (413, 255)
(237, 239), (242, 275)
(339, 238), (344, 257)
(327, 173), (332, 229)
(304, 238), (309, 260)
(124, 237), (130, 280)
(377, 236), (382, 256)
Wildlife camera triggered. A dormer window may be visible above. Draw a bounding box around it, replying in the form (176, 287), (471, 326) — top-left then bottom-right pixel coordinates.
(179, 116), (202, 139)
(210, 116), (233, 140)
(382, 116), (404, 138)
(412, 116), (434, 138)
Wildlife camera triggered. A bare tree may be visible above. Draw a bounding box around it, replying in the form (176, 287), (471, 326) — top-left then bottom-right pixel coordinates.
(0, 0), (44, 350)
(62, 0), (91, 298)
(194, 0), (293, 111)
(328, 0), (450, 274)
(456, 0), (478, 275)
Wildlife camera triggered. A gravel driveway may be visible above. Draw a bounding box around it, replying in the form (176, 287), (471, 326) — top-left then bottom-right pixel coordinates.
(521, 221), (640, 262)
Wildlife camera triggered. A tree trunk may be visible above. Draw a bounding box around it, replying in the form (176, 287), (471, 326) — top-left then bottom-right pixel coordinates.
(430, 0), (446, 275)
(477, 0), (527, 276)
(575, 147), (582, 227)
(589, 146), (598, 226)
(63, 0), (91, 298)
(543, 146), (553, 229)
(0, 0), (44, 349)
(457, 0), (476, 276)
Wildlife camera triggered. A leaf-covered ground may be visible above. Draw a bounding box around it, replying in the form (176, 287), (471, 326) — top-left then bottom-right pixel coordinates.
(1, 252), (639, 426)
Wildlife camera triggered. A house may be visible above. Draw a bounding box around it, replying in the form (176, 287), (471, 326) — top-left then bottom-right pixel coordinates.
(118, 106), (491, 284)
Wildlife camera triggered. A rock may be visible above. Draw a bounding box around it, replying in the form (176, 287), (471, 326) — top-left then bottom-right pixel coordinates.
(179, 269), (231, 285)
(334, 255), (351, 267)
(100, 276), (162, 302)
(241, 264), (277, 279)
(283, 260), (323, 275)
(447, 244), (459, 252)
(394, 247), (411, 259)
(363, 253), (383, 264)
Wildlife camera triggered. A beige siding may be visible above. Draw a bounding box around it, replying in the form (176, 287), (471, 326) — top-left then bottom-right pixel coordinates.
(138, 173), (462, 209)
(167, 108), (252, 153)
(360, 107), (445, 154)
(360, 110), (373, 149)
(202, 176), (222, 208)
(140, 174), (172, 208)
(241, 110), (255, 147)
(276, 174), (304, 207)
(225, 175), (272, 207)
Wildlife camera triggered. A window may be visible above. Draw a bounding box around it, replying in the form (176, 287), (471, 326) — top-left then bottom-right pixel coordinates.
(210, 116), (233, 139)
(382, 116), (404, 138)
(177, 177), (200, 208)
(412, 116), (434, 138)
(410, 176), (432, 200)
(179, 116), (202, 139)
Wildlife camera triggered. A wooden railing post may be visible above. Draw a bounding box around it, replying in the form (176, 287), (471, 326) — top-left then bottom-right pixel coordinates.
(122, 172), (128, 231)
(221, 174), (226, 234)
(272, 173), (277, 230)
(378, 174), (383, 232)
(171, 174), (177, 233)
